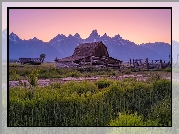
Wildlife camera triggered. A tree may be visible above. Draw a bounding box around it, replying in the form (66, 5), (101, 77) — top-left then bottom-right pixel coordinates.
(40, 54), (46, 63)
(54, 57), (58, 62)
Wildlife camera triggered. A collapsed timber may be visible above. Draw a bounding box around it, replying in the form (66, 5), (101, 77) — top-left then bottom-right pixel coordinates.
(19, 58), (42, 65)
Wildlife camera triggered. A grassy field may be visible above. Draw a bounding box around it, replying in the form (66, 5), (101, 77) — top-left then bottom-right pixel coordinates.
(9, 63), (171, 81)
(7, 62), (172, 126)
(9, 78), (171, 126)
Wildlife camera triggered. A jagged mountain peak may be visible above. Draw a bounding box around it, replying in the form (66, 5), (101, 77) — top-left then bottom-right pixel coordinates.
(92, 29), (97, 33)
(10, 32), (17, 36)
(57, 34), (66, 37)
(68, 34), (73, 38)
(86, 30), (100, 41)
(74, 33), (81, 38)
(8, 29), (171, 61)
(90, 29), (99, 36)
(33, 37), (38, 40)
(113, 34), (121, 39)
(9, 32), (21, 43)
(102, 33), (108, 37)
(49, 34), (67, 43)
(28, 37), (42, 42)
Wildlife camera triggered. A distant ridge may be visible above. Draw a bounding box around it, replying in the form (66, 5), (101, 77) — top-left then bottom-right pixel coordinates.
(2, 28), (171, 62)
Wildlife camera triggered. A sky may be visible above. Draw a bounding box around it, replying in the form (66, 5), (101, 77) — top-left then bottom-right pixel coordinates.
(8, 8), (171, 44)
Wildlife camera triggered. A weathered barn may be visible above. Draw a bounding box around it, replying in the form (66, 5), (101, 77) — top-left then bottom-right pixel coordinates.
(55, 41), (122, 68)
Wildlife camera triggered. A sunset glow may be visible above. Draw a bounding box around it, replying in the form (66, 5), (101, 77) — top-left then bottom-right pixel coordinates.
(9, 8), (171, 44)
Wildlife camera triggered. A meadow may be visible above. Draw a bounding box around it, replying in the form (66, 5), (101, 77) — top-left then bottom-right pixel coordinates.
(8, 63), (171, 126)
(9, 63), (171, 81)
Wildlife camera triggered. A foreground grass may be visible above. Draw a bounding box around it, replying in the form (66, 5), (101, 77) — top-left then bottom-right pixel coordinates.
(9, 78), (171, 126)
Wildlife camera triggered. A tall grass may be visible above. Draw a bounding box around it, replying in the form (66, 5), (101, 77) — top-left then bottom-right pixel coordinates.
(9, 78), (171, 126)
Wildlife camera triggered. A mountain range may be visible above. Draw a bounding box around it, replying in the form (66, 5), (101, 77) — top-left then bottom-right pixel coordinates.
(2, 29), (172, 62)
(172, 40), (179, 62)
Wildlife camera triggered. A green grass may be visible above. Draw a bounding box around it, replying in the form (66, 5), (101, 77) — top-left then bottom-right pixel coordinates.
(9, 78), (171, 126)
(148, 95), (171, 126)
(8, 63), (171, 126)
(9, 63), (171, 80)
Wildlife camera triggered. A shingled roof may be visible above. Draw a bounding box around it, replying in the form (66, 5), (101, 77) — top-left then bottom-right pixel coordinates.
(72, 41), (102, 57)
(58, 41), (109, 62)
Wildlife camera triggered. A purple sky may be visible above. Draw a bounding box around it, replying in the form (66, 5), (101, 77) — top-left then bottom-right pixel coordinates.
(2, 2), (178, 44)
(9, 8), (171, 44)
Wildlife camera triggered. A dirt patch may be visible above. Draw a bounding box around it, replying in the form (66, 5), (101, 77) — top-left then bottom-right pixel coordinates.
(8, 74), (171, 88)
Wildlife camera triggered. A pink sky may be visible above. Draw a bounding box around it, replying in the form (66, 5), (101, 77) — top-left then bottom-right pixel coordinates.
(7, 7), (171, 45)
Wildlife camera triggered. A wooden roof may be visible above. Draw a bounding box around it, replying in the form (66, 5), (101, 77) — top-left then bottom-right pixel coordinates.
(57, 41), (107, 62)
(72, 41), (107, 57)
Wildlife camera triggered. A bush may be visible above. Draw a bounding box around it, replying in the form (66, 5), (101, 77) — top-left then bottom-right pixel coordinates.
(95, 78), (114, 89)
(66, 71), (80, 77)
(125, 70), (131, 74)
(27, 69), (40, 87)
(61, 81), (98, 95)
(108, 112), (159, 126)
(163, 68), (171, 72)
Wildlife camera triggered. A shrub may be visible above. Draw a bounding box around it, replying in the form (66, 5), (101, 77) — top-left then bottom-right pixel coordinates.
(95, 78), (114, 89)
(163, 68), (171, 72)
(66, 71), (80, 77)
(61, 81), (98, 95)
(27, 69), (40, 87)
(108, 112), (159, 126)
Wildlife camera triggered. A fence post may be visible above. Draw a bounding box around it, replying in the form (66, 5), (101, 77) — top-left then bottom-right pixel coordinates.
(146, 58), (149, 70)
(140, 59), (142, 65)
(160, 59), (163, 69)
